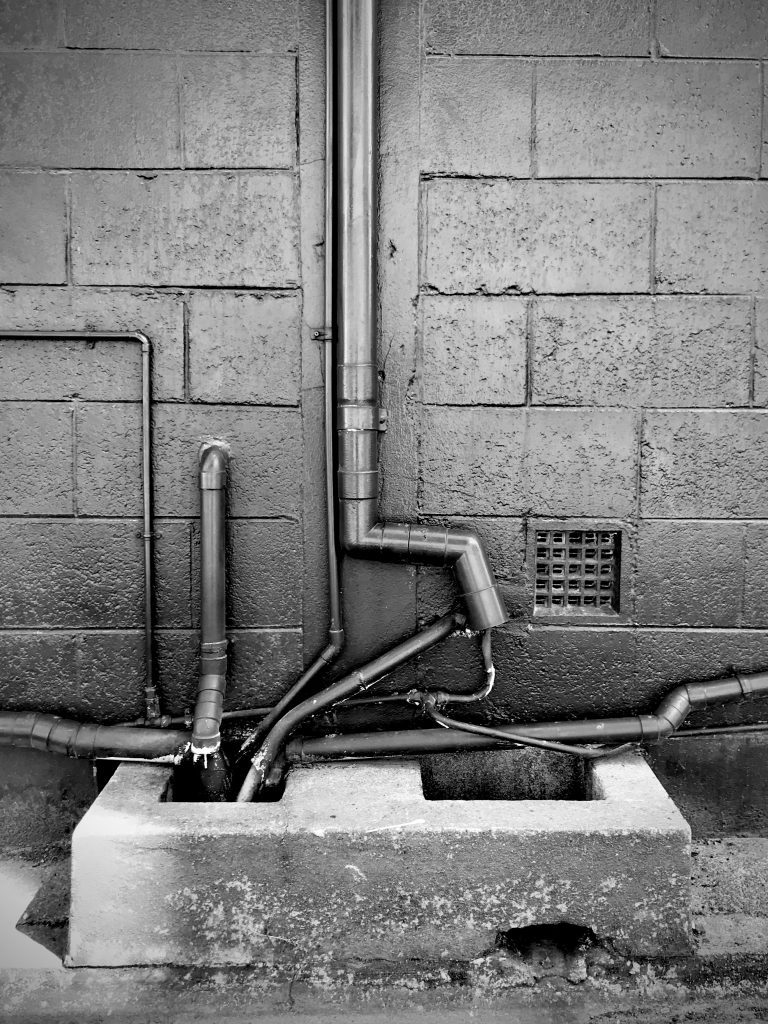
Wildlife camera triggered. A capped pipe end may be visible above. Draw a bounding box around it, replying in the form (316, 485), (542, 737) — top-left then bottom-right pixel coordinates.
(199, 440), (230, 490)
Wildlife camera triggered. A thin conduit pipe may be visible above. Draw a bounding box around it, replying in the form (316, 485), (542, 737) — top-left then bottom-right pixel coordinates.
(0, 330), (160, 722)
(243, 0), (346, 753)
(236, 611), (464, 801)
(285, 670), (768, 763)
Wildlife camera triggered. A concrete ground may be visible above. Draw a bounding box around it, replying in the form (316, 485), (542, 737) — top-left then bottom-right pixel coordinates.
(2, 839), (768, 1024)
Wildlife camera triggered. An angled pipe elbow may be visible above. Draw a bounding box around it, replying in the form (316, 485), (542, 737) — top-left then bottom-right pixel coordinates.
(339, 501), (508, 631)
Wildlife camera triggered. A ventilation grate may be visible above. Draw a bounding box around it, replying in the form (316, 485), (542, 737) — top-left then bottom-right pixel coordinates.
(534, 529), (620, 614)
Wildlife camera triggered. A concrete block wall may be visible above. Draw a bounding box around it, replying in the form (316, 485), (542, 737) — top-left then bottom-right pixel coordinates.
(0, 0), (319, 736)
(378, 0), (768, 724)
(2, 0), (768, 843)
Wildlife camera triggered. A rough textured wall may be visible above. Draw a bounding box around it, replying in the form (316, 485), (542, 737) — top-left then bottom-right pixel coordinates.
(2, 0), (768, 811)
(374, 0), (768, 727)
(0, 0), (326, 731)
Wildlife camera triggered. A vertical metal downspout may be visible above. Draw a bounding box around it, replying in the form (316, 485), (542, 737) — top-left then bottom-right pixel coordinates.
(190, 442), (230, 755)
(334, 0), (509, 632)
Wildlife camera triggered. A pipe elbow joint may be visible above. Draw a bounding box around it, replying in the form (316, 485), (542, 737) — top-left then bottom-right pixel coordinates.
(199, 441), (230, 490)
(447, 530), (508, 631)
(654, 685), (692, 734)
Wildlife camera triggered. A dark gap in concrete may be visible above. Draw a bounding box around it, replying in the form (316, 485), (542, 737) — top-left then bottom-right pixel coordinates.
(420, 748), (588, 801)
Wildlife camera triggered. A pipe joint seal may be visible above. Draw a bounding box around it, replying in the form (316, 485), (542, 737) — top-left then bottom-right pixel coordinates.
(338, 406), (382, 431)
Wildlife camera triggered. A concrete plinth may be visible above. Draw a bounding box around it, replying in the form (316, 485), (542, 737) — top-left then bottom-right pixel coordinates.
(68, 753), (690, 966)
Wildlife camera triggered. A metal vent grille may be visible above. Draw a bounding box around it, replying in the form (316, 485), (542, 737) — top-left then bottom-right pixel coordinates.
(534, 529), (621, 613)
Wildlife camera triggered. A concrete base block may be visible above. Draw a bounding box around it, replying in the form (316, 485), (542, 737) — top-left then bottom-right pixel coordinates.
(68, 752), (690, 966)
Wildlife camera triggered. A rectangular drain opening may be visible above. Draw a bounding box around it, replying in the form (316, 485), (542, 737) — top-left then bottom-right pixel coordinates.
(533, 526), (622, 619)
(421, 750), (589, 801)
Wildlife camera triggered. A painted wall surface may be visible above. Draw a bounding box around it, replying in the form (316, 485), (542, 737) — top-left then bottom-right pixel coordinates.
(1, 0), (768, 848)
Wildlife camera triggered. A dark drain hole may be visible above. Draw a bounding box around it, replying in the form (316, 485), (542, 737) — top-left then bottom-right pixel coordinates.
(496, 922), (596, 958)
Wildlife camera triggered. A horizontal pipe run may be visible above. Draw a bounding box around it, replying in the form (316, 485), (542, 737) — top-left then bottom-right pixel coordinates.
(286, 671), (768, 762)
(236, 611), (464, 801)
(0, 713), (188, 760)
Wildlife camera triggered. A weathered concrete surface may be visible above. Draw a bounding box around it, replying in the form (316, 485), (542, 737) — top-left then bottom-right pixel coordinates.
(70, 172), (299, 287)
(537, 60), (760, 178)
(68, 754), (690, 966)
(657, 0), (768, 57)
(532, 296), (752, 408)
(423, 180), (651, 294)
(655, 182), (768, 293)
(423, 0), (650, 55)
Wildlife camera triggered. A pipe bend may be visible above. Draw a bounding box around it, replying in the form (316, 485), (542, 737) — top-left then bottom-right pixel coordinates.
(199, 441), (230, 490)
(654, 685), (692, 733)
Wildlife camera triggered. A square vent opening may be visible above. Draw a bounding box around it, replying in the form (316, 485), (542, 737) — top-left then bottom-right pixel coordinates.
(534, 528), (621, 616)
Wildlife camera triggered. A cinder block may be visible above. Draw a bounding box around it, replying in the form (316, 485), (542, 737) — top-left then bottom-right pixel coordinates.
(753, 298), (768, 406)
(421, 296), (527, 405)
(0, 402), (72, 514)
(532, 296), (751, 407)
(656, 183), (768, 293)
(189, 519), (302, 628)
(0, 53), (179, 168)
(641, 410), (768, 517)
(68, 756), (690, 965)
(64, 0), (297, 51)
(70, 172), (299, 287)
(421, 407), (638, 517)
(0, 630), (145, 722)
(154, 519), (192, 629)
(0, 0), (61, 48)
(155, 628), (304, 715)
(0, 173), (65, 284)
(152, 404), (302, 517)
(423, 180), (651, 294)
(537, 59), (760, 177)
(744, 523), (768, 627)
(336, 560), (417, 681)
(0, 520), (143, 627)
(420, 58), (531, 175)
(75, 402), (143, 517)
(635, 521), (744, 627)
(0, 286), (184, 401)
(424, 0), (650, 55)
(188, 291), (300, 405)
(182, 55), (295, 168)
(657, 0), (768, 57)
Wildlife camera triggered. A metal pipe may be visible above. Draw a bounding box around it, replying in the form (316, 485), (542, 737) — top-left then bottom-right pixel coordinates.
(249, 0), (346, 743)
(286, 670), (768, 762)
(0, 712), (188, 759)
(334, 0), (507, 632)
(427, 706), (638, 760)
(0, 330), (160, 721)
(236, 611), (463, 801)
(190, 442), (230, 755)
